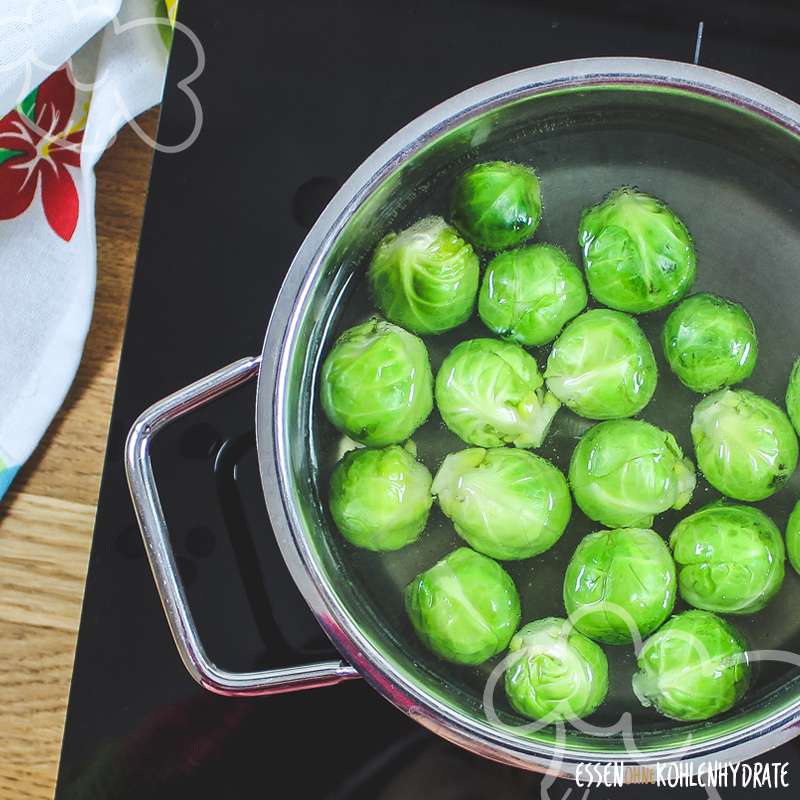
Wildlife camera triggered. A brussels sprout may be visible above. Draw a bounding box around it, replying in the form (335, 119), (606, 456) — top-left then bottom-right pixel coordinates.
(435, 338), (560, 449)
(432, 448), (571, 560)
(544, 309), (657, 420)
(329, 444), (433, 551)
(786, 357), (800, 433)
(504, 618), (608, 722)
(368, 216), (480, 335)
(662, 293), (758, 394)
(569, 420), (696, 529)
(785, 499), (800, 577)
(450, 161), (541, 251)
(321, 317), (433, 447)
(405, 547), (521, 664)
(691, 389), (798, 501)
(632, 610), (750, 721)
(670, 502), (784, 614)
(579, 187), (696, 313)
(478, 244), (588, 347)
(563, 528), (676, 645)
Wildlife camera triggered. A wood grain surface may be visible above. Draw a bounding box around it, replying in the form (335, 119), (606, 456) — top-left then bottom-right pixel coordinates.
(0, 108), (159, 800)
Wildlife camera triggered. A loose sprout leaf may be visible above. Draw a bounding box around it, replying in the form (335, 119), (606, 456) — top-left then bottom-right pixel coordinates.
(632, 610), (750, 721)
(662, 293), (758, 394)
(435, 338), (560, 448)
(405, 547), (521, 665)
(579, 187), (696, 313)
(544, 309), (657, 420)
(670, 502), (785, 615)
(563, 528), (676, 645)
(786, 500), (800, 577)
(691, 388), (799, 501)
(450, 161), (542, 251)
(786, 357), (800, 434)
(569, 419), (696, 529)
(321, 317), (433, 447)
(504, 617), (608, 722)
(433, 447), (571, 560)
(329, 444), (433, 551)
(478, 244), (588, 346)
(369, 216), (480, 335)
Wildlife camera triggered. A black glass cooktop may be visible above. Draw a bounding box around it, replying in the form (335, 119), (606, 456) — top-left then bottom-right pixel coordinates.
(55, 2), (800, 797)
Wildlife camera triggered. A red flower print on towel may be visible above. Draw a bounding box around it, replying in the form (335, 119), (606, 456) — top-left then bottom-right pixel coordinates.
(0, 68), (84, 241)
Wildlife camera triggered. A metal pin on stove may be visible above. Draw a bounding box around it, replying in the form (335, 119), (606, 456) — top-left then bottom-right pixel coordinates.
(693, 20), (705, 65)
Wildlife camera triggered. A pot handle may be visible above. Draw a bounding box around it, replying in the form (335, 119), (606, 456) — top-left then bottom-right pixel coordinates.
(125, 356), (360, 696)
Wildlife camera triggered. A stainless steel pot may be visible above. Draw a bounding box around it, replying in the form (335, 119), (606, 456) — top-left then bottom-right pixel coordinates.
(127, 57), (800, 775)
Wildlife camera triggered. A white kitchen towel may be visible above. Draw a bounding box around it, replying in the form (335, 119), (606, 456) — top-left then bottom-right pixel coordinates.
(0, 0), (181, 498)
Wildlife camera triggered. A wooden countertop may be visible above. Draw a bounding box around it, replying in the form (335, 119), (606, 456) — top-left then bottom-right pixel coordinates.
(0, 109), (159, 800)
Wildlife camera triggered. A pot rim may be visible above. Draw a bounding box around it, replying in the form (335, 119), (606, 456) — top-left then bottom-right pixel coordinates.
(257, 57), (800, 772)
